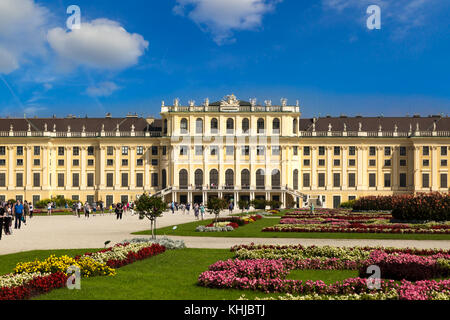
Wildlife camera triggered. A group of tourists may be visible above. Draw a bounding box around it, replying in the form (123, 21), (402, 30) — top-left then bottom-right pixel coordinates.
(0, 200), (33, 240)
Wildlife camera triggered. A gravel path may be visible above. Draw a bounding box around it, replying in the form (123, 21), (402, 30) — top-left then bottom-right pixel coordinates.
(0, 211), (449, 255)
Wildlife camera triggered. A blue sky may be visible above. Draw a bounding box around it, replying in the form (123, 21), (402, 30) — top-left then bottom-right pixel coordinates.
(0, 0), (449, 119)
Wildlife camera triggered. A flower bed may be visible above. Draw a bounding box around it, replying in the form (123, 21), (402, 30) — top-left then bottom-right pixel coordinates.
(0, 242), (166, 300)
(196, 214), (263, 232)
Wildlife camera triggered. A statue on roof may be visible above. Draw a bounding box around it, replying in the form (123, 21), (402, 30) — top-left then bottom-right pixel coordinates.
(204, 98), (209, 107)
(433, 121), (437, 131)
(10, 124), (13, 131)
(358, 122), (362, 131)
(281, 98), (287, 107)
(27, 123), (31, 131)
(394, 124), (398, 132)
(53, 124), (56, 132)
(82, 125), (86, 133)
(221, 94), (239, 107)
(328, 123), (332, 132)
(131, 124), (135, 132)
(67, 125), (71, 133)
(343, 123), (347, 132)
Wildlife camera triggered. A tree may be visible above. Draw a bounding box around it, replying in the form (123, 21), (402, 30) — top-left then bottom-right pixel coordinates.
(207, 197), (228, 223)
(238, 199), (249, 213)
(135, 193), (167, 239)
(250, 199), (267, 210)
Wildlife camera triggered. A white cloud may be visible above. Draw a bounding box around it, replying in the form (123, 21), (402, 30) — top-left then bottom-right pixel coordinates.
(174, 0), (281, 45)
(47, 19), (149, 70)
(86, 81), (120, 97)
(0, 0), (49, 74)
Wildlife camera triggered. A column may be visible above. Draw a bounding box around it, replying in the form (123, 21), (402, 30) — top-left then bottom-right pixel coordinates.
(281, 146), (287, 188)
(8, 146), (14, 189)
(81, 147), (87, 188)
(42, 146), (49, 190)
(393, 146), (399, 190)
(431, 146), (439, 190)
(114, 146), (120, 188)
(357, 146), (363, 189)
(66, 146), (72, 189)
(144, 146), (150, 189)
(26, 146), (32, 189)
(377, 146), (383, 190)
(100, 147), (106, 188)
(407, 146), (414, 189)
(342, 146), (347, 190)
(311, 146), (318, 189)
(130, 147), (136, 189)
(250, 146), (256, 189)
(414, 146), (420, 191)
(326, 146), (332, 189)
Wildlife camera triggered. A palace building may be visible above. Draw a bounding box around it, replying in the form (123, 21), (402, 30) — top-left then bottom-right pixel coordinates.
(0, 94), (449, 208)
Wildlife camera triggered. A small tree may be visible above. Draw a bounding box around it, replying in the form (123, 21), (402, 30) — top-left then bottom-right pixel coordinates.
(250, 199), (267, 210)
(135, 193), (167, 239)
(207, 197), (228, 223)
(238, 199), (249, 213)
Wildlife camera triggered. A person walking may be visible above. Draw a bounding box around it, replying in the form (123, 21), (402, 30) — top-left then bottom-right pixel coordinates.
(4, 203), (12, 235)
(84, 202), (90, 218)
(186, 203), (190, 215)
(47, 202), (52, 216)
(228, 201), (234, 215)
(115, 203), (123, 220)
(14, 200), (24, 229)
(170, 201), (175, 214)
(23, 201), (29, 226)
(194, 203), (199, 220)
(29, 202), (34, 219)
(200, 203), (205, 220)
(0, 204), (4, 240)
(77, 201), (82, 218)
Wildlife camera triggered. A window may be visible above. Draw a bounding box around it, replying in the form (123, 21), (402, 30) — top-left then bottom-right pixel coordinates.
(400, 147), (407, 156)
(57, 173), (64, 187)
(333, 173), (340, 188)
(195, 146), (203, 156)
(0, 173), (5, 187)
(333, 159), (340, 166)
(73, 159), (79, 166)
(256, 169), (265, 189)
(17, 147), (23, 156)
(87, 147), (94, 156)
(318, 146), (325, 156)
(73, 147), (80, 156)
(226, 118), (234, 134)
(369, 173), (376, 187)
(349, 159), (356, 167)
(136, 173), (143, 187)
(58, 159), (64, 166)
(384, 159), (391, 167)
(0, 147), (5, 155)
(384, 173), (391, 188)
(0, 160), (5, 166)
(257, 146), (265, 156)
(180, 146), (188, 156)
(293, 146), (298, 156)
(137, 159), (144, 166)
(88, 159), (94, 166)
(162, 146), (167, 155)
(209, 170), (218, 188)
(423, 159), (429, 167)
(422, 173), (429, 188)
(369, 147), (376, 156)
(195, 169), (203, 188)
(106, 173), (114, 187)
(151, 146), (158, 156)
(179, 170), (188, 189)
(423, 146), (429, 156)
(293, 118), (298, 134)
(242, 118), (249, 133)
(400, 159), (407, 167)
(34, 146), (40, 156)
(210, 146), (218, 156)
(226, 146), (234, 156)
(137, 146), (143, 155)
(272, 146), (280, 156)
(348, 173), (356, 188)
(17, 159), (23, 166)
(107, 159), (113, 166)
(369, 159), (376, 167)
(33, 173), (40, 187)
(72, 173), (79, 187)
(87, 173), (94, 187)
(318, 173), (325, 187)
(349, 196), (356, 201)
(441, 159), (448, 167)
(441, 174), (448, 189)
(318, 159), (325, 166)
(303, 173), (310, 188)
(400, 173), (407, 188)
(441, 146), (448, 156)
(334, 147), (340, 156)
(272, 118), (280, 134)
(122, 159), (128, 166)
(180, 118), (188, 133)
(33, 159), (40, 166)
(293, 170), (298, 190)
(122, 147), (128, 155)
(349, 146), (356, 156)
(151, 159), (158, 166)
(257, 118), (265, 134)
(196, 118), (203, 134)
(303, 159), (310, 166)
(58, 147), (64, 156)
(121, 173), (128, 187)
(272, 169), (280, 188)
(16, 173), (23, 187)
(151, 173), (158, 187)
(107, 147), (114, 156)
(303, 146), (310, 156)
(242, 146), (250, 156)
(384, 147), (391, 156)
(106, 195), (114, 207)
(211, 118), (218, 133)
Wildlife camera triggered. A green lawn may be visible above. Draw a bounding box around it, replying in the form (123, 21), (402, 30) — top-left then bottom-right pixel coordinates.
(133, 216), (450, 240)
(0, 248), (357, 300)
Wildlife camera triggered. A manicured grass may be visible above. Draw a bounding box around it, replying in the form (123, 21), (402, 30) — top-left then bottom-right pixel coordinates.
(133, 217), (450, 240)
(0, 248), (360, 300)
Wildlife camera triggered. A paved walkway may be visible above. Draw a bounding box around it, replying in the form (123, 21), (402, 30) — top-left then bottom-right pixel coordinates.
(0, 212), (449, 255)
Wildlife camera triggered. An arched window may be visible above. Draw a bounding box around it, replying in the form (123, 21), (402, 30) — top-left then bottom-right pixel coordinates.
(162, 169), (167, 189)
(242, 118), (250, 134)
(163, 119), (168, 135)
(272, 118), (280, 134)
(241, 169), (250, 189)
(272, 169), (281, 189)
(226, 118), (234, 134)
(195, 169), (203, 189)
(211, 118), (218, 133)
(256, 169), (265, 189)
(180, 118), (188, 134)
(225, 169), (234, 188)
(257, 118), (265, 134)
(209, 169), (219, 189)
(196, 118), (203, 134)
(293, 169), (298, 190)
(179, 169), (188, 189)
(293, 118), (298, 134)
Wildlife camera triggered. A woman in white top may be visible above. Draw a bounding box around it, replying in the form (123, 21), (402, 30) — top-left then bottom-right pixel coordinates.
(47, 202), (52, 215)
